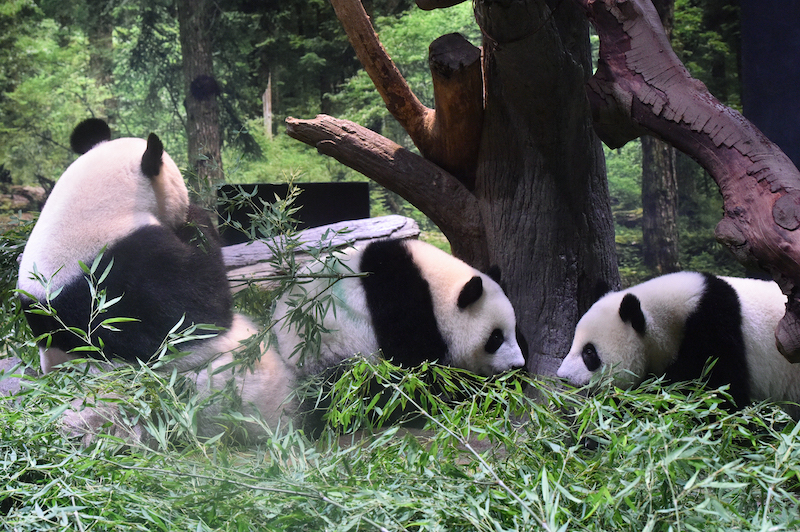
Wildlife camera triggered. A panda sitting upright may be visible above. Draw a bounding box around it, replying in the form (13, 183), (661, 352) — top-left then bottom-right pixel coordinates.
(557, 271), (800, 416)
(17, 118), (295, 440)
(18, 118), (245, 374)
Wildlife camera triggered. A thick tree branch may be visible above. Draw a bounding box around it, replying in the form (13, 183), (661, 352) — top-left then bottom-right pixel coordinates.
(285, 115), (489, 268)
(329, 0), (483, 185)
(578, 0), (800, 360)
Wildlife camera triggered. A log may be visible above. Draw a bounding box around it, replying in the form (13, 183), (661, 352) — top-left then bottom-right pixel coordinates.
(223, 215), (420, 291)
(577, 0), (800, 361)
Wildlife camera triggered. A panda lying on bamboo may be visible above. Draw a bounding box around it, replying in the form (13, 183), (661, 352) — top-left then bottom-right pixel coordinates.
(17, 119), (526, 440)
(557, 272), (800, 417)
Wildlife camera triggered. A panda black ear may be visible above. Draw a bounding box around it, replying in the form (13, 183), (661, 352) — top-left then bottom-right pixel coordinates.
(619, 293), (646, 335)
(486, 265), (502, 284)
(141, 133), (164, 178)
(592, 279), (612, 303)
(70, 118), (111, 154)
(457, 276), (483, 309)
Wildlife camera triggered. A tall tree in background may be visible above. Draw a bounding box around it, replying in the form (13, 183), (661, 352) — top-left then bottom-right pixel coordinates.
(85, 0), (117, 124)
(176, 0), (222, 208)
(641, 0), (679, 274)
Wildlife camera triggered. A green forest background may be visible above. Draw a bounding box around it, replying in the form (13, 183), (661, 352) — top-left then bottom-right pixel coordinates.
(0, 0), (744, 284)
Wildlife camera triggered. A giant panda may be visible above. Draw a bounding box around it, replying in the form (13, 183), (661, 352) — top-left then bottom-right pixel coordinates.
(272, 238), (527, 378)
(17, 119), (297, 441)
(17, 118), (238, 374)
(557, 271), (800, 416)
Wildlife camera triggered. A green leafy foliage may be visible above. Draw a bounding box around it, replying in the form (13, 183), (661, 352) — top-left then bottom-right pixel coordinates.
(2, 351), (800, 530)
(2, 191), (800, 529)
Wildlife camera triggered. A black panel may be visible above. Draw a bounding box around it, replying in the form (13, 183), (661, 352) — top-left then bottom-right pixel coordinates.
(217, 183), (370, 245)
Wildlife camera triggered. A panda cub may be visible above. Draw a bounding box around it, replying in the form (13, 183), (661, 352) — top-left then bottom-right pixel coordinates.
(557, 272), (800, 415)
(272, 238), (527, 379)
(18, 118), (242, 374)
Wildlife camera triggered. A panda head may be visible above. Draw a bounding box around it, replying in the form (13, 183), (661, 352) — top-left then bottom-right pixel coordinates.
(403, 240), (526, 377)
(67, 118), (189, 231)
(18, 119), (189, 295)
(557, 290), (649, 388)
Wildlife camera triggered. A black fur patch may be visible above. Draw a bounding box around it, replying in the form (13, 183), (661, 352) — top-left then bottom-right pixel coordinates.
(359, 240), (448, 367)
(619, 293), (646, 334)
(141, 134), (164, 178)
(664, 274), (750, 408)
(23, 205), (232, 363)
(457, 276), (483, 309)
(70, 118), (111, 154)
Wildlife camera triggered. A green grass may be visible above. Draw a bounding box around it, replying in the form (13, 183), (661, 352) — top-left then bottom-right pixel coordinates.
(1, 356), (799, 531)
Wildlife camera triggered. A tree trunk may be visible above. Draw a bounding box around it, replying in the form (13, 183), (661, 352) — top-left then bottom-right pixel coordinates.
(641, 135), (679, 273)
(474, 0), (618, 375)
(86, 0), (116, 123)
(176, 0), (223, 210)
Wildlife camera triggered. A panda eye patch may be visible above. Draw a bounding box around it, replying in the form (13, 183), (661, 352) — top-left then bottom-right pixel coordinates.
(582, 343), (601, 372)
(485, 329), (504, 354)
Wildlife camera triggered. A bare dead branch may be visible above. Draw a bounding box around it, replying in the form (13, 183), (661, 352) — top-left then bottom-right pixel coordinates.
(285, 115), (489, 268)
(578, 0), (800, 361)
(329, 0), (483, 184)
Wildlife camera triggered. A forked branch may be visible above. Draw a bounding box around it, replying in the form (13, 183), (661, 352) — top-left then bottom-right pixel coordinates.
(329, 0), (484, 185)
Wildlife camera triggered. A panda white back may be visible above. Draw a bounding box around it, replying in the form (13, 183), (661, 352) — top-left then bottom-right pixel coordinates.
(558, 271), (800, 415)
(722, 276), (798, 405)
(272, 238), (526, 378)
(19, 124), (188, 302)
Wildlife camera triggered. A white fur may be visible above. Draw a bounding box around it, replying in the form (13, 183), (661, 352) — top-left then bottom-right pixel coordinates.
(18, 137), (188, 302)
(557, 272), (800, 411)
(273, 239), (525, 378)
(272, 246), (378, 377)
(188, 314), (298, 436)
(407, 240), (524, 376)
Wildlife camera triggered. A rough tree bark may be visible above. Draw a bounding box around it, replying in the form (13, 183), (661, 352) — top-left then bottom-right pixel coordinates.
(580, 0), (800, 361)
(641, 136), (679, 273)
(641, 0), (679, 274)
(176, 0), (223, 209)
(288, 0), (619, 375)
(86, 0), (116, 124)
